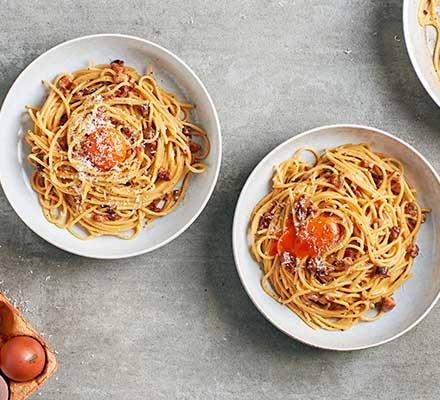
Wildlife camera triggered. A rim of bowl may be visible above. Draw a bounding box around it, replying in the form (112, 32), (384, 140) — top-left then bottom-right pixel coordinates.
(0, 33), (222, 259)
(403, 0), (440, 108)
(232, 123), (440, 351)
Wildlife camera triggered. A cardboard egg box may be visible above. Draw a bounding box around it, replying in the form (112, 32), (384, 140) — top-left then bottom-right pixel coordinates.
(0, 292), (57, 399)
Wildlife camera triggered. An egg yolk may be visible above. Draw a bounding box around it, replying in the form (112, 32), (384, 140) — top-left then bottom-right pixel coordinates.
(83, 127), (127, 170)
(270, 215), (340, 258)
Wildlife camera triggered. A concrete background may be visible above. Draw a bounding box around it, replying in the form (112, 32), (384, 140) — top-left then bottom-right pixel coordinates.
(1, 0), (439, 398)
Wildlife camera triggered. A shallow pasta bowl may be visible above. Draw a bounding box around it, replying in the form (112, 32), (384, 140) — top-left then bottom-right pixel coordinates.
(403, 0), (440, 107)
(0, 34), (221, 259)
(232, 124), (440, 350)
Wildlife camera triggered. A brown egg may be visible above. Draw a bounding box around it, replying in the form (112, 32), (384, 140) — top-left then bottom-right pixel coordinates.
(0, 336), (46, 382)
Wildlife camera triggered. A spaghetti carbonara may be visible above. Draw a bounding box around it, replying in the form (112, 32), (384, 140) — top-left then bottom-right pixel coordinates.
(250, 144), (429, 330)
(26, 60), (209, 239)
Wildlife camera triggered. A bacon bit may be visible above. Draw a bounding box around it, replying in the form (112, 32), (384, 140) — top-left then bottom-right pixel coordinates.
(305, 293), (335, 305)
(326, 253), (337, 265)
(294, 195), (317, 224)
(407, 243), (419, 258)
(335, 257), (353, 272)
(120, 126), (132, 137)
(329, 174), (344, 189)
(189, 141), (202, 153)
(172, 190), (180, 201)
(135, 145), (144, 153)
(407, 220), (417, 232)
(280, 251), (296, 273)
(72, 86), (96, 100)
(35, 162), (44, 172)
(115, 85), (130, 97)
(81, 86), (96, 95)
(421, 209), (431, 224)
(360, 159), (374, 170)
(138, 103), (150, 117)
(320, 255), (351, 273)
(305, 293), (319, 302)
(376, 266), (390, 277)
(148, 199), (162, 212)
(58, 76), (75, 96)
(326, 254), (351, 271)
(60, 114), (68, 125)
(106, 209), (118, 221)
(306, 257), (329, 278)
(320, 294), (335, 304)
(146, 141), (157, 156)
(95, 106), (107, 120)
(110, 60), (125, 73)
(371, 173), (383, 187)
(344, 248), (358, 259)
(182, 126), (192, 136)
(305, 257), (318, 271)
(389, 226), (401, 241)
(92, 213), (107, 222)
(59, 136), (68, 151)
(382, 296), (396, 311)
(391, 180), (401, 195)
(283, 263), (295, 274)
(92, 209), (119, 222)
(331, 303), (346, 311)
(110, 60), (128, 84)
(157, 168), (171, 181)
(114, 72), (128, 84)
(404, 203), (418, 218)
(143, 125), (154, 139)
(294, 195), (307, 223)
(258, 212), (272, 230)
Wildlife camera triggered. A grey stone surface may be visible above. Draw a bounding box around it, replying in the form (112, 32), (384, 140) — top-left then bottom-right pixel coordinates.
(0, 0), (439, 398)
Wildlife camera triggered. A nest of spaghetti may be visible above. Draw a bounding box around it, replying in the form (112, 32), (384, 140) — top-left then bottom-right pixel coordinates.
(26, 60), (209, 239)
(250, 144), (430, 330)
(0, 293), (57, 399)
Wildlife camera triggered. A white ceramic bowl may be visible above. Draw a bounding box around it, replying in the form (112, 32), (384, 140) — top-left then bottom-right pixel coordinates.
(0, 34), (221, 259)
(403, 0), (440, 107)
(232, 124), (440, 350)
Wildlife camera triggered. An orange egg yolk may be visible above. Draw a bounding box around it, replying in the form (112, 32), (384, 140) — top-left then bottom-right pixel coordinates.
(83, 127), (127, 170)
(270, 215), (340, 258)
